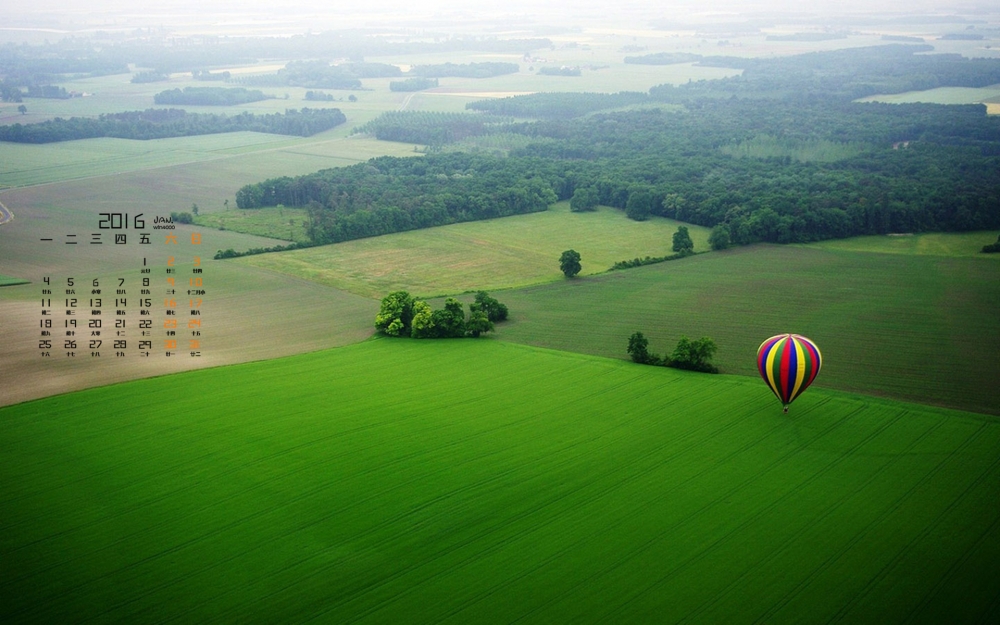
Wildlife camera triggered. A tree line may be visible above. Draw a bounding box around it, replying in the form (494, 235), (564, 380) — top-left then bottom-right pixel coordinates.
(355, 111), (510, 146)
(389, 78), (439, 92)
(0, 108), (346, 143)
(408, 62), (518, 79)
(466, 91), (649, 119)
(628, 332), (719, 373)
(153, 87), (274, 106)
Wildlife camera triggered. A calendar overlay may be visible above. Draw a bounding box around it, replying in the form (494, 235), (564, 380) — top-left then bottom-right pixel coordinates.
(37, 212), (204, 359)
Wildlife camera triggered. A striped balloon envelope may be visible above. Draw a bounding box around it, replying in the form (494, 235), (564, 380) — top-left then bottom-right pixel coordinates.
(756, 334), (823, 412)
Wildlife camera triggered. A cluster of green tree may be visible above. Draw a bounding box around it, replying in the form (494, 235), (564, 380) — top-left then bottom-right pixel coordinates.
(233, 60), (401, 89)
(627, 332), (719, 373)
(389, 77), (438, 92)
(882, 35), (925, 43)
(0, 81), (23, 102)
(355, 112), (510, 146)
(214, 242), (307, 260)
(467, 91), (649, 119)
(304, 90), (335, 101)
(538, 66), (581, 77)
(375, 291), (507, 339)
(236, 152), (557, 244)
(192, 70), (231, 81)
(408, 62), (519, 79)
(982, 235), (1000, 253)
(131, 71), (169, 84)
(0, 44), (127, 86)
(170, 211), (194, 224)
(655, 44), (1000, 101)
(0, 108), (346, 143)
(153, 87), (273, 106)
(24, 85), (70, 98)
(623, 52), (702, 65)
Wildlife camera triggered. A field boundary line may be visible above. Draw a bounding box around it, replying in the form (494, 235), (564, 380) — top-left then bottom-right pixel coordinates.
(675, 415), (949, 624)
(828, 442), (1000, 623)
(598, 405), (908, 623)
(751, 421), (990, 624)
(903, 512), (1000, 624)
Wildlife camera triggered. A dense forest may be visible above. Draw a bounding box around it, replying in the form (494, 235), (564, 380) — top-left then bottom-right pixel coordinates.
(237, 45), (1000, 248)
(153, 87), (274, 105)
(0, 108), (345, 143)
(236, 153), (557, 244)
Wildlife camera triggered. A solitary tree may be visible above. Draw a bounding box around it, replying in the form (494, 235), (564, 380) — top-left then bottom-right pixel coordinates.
(672, 226), (694, 255)
(191, 203), (199, 217)
(570, 187), (599, 212)
(625, 188), (654, 221)
(17, 104), (27, 115)
(708, 224), (731, 250)
(627, 331), (652, 364)
(560, 249), (582, 278)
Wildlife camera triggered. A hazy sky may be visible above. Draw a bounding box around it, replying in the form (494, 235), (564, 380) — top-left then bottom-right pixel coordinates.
(1, 0), (995, 40)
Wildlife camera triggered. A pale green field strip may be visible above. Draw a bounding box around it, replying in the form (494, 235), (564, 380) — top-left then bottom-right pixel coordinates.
(491, 245), (1000, 415)
(0, 132), (415, 188)
(1, 340), (997, 623)
(195, 207), (312, 243)
(805, 231), (1000, 257)
(238, 202), (710, 298)
(857, 83), (1000, 105)
(0, 274), (29, 287)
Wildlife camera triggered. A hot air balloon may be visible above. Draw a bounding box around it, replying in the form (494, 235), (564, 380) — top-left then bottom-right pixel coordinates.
(757, 334), (822, 413)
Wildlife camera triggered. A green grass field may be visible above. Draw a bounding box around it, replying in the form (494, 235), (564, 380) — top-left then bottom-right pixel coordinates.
(806, 231), (1000, 257)
(2, 339), (998, 623)
(195, 206), (311, 243)
(489, 245), (1000, 416)
(237, 202), (710, 298)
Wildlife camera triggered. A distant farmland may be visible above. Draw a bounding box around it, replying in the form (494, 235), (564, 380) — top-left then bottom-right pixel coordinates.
(1, 340), (997, 623)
